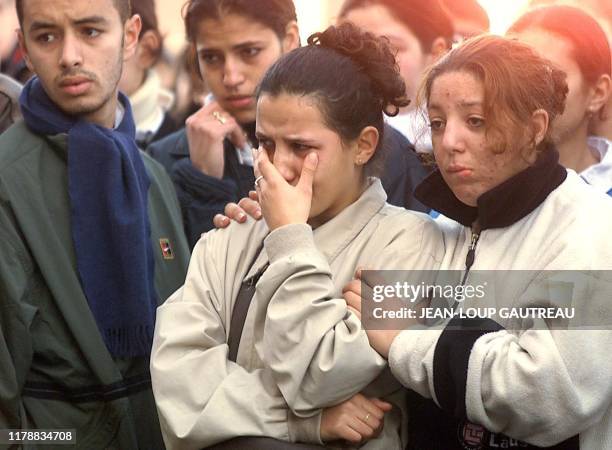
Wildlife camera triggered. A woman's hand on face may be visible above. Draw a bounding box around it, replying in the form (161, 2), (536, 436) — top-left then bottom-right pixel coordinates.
(213, 191), (262, 229)
(254, 148), (318, 231)
(320, 393), (392, 444)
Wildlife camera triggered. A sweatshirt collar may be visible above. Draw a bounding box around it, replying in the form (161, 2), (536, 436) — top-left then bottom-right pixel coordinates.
(415, 146), (567, 229)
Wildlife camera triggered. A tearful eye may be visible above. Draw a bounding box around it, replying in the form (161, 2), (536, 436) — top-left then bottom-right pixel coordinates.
(292, 143), (311, 152)
(259, 140), (274, 153)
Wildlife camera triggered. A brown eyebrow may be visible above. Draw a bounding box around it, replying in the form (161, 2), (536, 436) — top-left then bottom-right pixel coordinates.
(256, 131), (318, 146)
(29, 15), (109, 33)
(233, 41), (265, 51)
(428, 101), (483, 111)
(29, 21), (56, 32)
(73, 16), (109, 26)
(284, 136), (318, 145)
(199, 40), (265, 53)
(457, 101), (483, 109)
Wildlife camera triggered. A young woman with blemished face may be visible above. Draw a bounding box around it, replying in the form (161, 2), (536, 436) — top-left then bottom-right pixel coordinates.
(427, 71), (538, 206)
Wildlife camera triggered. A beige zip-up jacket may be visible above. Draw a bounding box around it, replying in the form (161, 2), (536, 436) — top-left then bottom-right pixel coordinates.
(151, 179), (444, 449)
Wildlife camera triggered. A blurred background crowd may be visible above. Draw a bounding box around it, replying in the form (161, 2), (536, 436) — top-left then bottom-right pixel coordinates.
(2, 0), (609, 139)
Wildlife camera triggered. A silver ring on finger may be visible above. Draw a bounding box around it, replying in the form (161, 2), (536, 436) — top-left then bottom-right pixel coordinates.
(212, 111), (227, 125)
(364, 413), (371, 423)
(254, 175), (264, 189)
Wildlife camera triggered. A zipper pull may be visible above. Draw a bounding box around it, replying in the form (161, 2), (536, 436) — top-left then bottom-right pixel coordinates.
(465, 231), (479, 272)
(461, 222), (481, 286)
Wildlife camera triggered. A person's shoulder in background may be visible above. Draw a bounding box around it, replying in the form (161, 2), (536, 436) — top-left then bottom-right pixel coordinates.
(0, 74), (23, 135)
(380, 123), (432, 212)
(146, 127), (189, 174)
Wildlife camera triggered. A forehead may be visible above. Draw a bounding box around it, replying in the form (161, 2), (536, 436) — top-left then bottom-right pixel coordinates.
(196, 13), (278, 50)
(429, 71), (484, 108)
(256, 93), (331, 135)
(341, 5), (420, 47)
(21, 0), (121, 28)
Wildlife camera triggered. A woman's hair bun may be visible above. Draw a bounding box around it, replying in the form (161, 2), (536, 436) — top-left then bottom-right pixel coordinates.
(307, 23), (410, 115)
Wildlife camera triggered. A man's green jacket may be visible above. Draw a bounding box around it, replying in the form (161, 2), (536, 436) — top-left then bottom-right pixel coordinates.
(0, 122), (190, 449)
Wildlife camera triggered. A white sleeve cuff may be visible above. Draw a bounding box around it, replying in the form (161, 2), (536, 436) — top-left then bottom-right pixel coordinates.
(388, 327), (443, 402)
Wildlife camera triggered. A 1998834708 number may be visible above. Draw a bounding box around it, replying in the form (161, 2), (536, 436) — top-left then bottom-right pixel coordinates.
(0, 429), (76, 445)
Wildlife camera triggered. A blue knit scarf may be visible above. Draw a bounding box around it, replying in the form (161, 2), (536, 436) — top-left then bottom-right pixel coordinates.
(20, 77), (157, 357)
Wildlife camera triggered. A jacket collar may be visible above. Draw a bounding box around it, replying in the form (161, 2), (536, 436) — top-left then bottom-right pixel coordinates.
(313, 178), (387, 262)
(415, 146), (567, 229)
(247, 178), (388, 277)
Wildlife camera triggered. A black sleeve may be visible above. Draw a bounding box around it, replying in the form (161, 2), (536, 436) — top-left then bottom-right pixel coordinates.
(433, 317), (504, 419)
(171, 158), (241, 248)
(171, 140), (254, 249)
(145, 129), (184, 174)
(148, 131), (255, 249)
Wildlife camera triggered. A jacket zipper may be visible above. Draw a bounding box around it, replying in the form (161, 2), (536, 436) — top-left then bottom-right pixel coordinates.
(460, 222), (481, 286)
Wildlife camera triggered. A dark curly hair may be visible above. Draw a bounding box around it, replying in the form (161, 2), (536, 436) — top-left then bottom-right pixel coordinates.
(257, 22), (410, 176)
